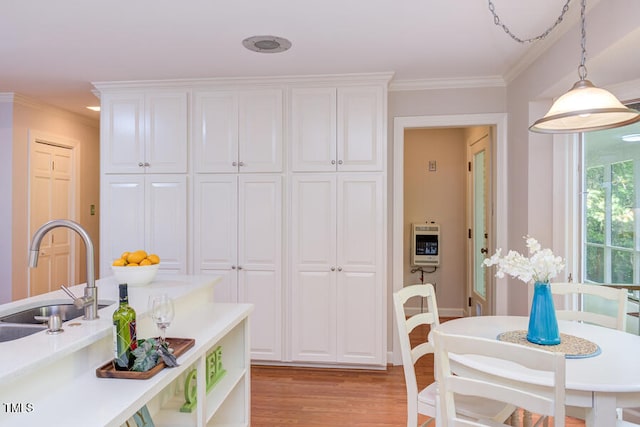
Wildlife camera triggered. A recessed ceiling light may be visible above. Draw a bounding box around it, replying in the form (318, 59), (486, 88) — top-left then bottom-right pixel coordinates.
(622, 133), (640, 142)
(242, 35), (292, 54)
(86, 106), (100, 112)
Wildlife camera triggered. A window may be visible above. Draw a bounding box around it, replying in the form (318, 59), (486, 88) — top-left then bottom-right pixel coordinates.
(582, 103), (640, 333)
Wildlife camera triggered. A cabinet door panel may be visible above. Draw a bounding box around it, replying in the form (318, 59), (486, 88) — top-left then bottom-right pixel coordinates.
(337, 175), (382, 272)
(100, 176), (145, 274)
(145, 92), (188, 173)
(240, 270), (282, 360)
(145, 175), (187, 273)
(290, 271), (336, 362)
(102, 94), (145, 174)
(337, 271), (382, 364)
(291, 175), (336, 269)
(193, 92), (239, 173)
(290, 88), (337, 172)
(337, 86), (384, 171)
(194, 175), (238, 271)
(238, 90), (283, 172)
(238, 175), (282, 270)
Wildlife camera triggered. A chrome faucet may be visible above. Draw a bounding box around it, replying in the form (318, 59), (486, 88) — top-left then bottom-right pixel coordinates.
(29, 219), (99, 320)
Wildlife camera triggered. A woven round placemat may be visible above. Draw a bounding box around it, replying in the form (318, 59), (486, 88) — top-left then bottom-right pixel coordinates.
(497, 330), (601, 359)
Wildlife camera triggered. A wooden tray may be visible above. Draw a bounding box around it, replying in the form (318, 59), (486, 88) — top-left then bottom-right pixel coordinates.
(96, 337), (195, 379)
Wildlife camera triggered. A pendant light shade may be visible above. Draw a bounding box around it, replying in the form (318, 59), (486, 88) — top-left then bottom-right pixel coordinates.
(529, 79), (640, 133)
(527, 0), (640, 134)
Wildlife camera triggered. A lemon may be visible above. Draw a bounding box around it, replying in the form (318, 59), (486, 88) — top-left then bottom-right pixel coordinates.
(127, 262), (139, 267)
(147, 254), (160, 265)
(112, 258), (126, 267)
(139, 258), (152, 266)
(120, 251), (130, 260)
(127, 250), (147, 265)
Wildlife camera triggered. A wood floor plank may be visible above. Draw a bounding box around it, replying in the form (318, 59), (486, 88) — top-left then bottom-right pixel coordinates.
(251, 319), (586, 426)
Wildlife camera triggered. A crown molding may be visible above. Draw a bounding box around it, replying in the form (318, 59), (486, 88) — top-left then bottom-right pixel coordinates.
(93, 72), (396, 92)
(388, 76), (505, 92)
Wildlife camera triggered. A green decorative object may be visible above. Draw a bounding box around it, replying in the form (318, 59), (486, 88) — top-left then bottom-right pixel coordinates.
(179, 346), (226, 413)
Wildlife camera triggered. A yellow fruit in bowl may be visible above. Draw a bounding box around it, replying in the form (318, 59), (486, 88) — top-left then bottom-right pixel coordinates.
(120, 251), (130, 261)
(147, 254), (160, 265)
(112, 258), (126, 267)
(127, 250), (147, 265)
(139, 258), (152, 266)
(127, 262), (139, 267)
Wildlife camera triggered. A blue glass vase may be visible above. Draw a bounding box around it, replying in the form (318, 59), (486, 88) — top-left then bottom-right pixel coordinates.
(526, 281), (561, 345)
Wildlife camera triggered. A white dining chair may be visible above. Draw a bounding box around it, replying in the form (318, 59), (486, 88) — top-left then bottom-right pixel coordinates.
(393, 284), (516, 427)
(433, 329), (566, 427)
(551, 282), (628, 331)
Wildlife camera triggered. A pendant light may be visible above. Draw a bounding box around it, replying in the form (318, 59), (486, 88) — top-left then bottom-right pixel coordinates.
(529, 0), (640, 133)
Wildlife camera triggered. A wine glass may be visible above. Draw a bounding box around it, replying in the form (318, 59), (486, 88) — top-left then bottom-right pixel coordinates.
(148, 294), (174, 345)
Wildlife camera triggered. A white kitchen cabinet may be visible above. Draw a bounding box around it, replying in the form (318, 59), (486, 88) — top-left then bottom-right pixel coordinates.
(290, 173), (385, 366)
(193, 89), (283, 173)
(100, 174), (187, 275)
(290, 86), (384, 172)
(194, 174), (283, 361)
(101, 91), (188, 174)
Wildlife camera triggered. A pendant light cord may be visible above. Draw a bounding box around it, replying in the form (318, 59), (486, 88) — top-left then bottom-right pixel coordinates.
(488, 0), (572, 44)
(578, 0), (588, 80)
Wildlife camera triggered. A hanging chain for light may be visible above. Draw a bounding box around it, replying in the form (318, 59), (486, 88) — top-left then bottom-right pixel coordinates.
(488, 0), (572, 44)
(578, 0), (588, 80)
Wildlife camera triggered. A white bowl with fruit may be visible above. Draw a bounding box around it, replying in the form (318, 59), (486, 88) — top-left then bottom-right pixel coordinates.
(111, 250), (160, 287)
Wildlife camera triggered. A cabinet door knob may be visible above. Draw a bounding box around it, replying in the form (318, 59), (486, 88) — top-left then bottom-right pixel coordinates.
(331, 160), (336, 165)
(330, 266), (336, 271)
(338, 160), (343, 165)
(144, 162), (150, 167)
(232, 161), (238, 167)
(231, 265), (236, 270)
(337, 266), (343, 272)
(138, 162), (144, 167)
(237, 265), (243, 270)
(238, 161), (245, 167)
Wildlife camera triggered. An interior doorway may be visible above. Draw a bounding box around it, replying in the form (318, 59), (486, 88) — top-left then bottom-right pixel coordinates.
(28, 131), (80, 296)
(391, 113), (508, 364)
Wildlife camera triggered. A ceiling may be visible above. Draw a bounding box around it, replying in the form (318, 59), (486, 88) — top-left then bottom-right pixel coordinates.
(0, 0), (589, 119)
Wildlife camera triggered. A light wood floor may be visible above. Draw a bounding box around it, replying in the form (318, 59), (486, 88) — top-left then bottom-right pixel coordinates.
(251, 320), (586, 426)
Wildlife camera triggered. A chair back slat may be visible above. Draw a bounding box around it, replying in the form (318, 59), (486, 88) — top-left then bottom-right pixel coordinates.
(434, 330), (566, 427)
(551, 282), (627, 331)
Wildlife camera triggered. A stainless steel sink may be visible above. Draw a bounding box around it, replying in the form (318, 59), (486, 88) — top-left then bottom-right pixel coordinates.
(0, 323), (47, 342)
(0, 302), (114, 324)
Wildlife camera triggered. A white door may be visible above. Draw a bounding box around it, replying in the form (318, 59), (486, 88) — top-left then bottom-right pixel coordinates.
(192, 91), (239, 173)
(29, 142), (74, 296)
(290, 87), (337, 172)
(336, 174), (384, 364)
(145, 92), (188, 173)
(193, 175), (238, 302)
(337, 86), (384, 171)
(238, 89), (283, 173)
(238, 175), (282, 360)
(145, 175), (187, 273)
(467, 133), (493, 316)
(101, 93), (145, 174)
(290, 174), (337, 362)
(101, 175), (145, 274)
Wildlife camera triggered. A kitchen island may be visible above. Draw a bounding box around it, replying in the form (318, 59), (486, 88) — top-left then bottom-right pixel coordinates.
(0, 274), (252, 427)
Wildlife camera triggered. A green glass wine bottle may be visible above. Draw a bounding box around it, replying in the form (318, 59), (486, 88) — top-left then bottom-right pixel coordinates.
(113, 283), (137, 370)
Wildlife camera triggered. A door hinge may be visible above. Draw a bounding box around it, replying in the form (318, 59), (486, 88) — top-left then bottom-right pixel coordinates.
(51, 160), (55, 171)
(468, 297), (472, 307)
(468, 228), (472, 239)
(468, 161), (471, 172)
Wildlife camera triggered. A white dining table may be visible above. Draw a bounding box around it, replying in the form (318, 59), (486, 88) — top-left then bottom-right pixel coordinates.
(435, 316), (640, 427)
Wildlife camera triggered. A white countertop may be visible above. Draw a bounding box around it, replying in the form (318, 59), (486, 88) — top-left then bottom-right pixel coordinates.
(0, 274), (220, 383)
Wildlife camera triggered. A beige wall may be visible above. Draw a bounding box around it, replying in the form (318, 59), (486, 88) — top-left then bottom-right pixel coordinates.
(403, 128), (466, 313)
(7, 95), (100, 302)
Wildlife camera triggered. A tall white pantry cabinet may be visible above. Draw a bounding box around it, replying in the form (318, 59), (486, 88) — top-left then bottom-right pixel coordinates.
(96, 74), (390, 367)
